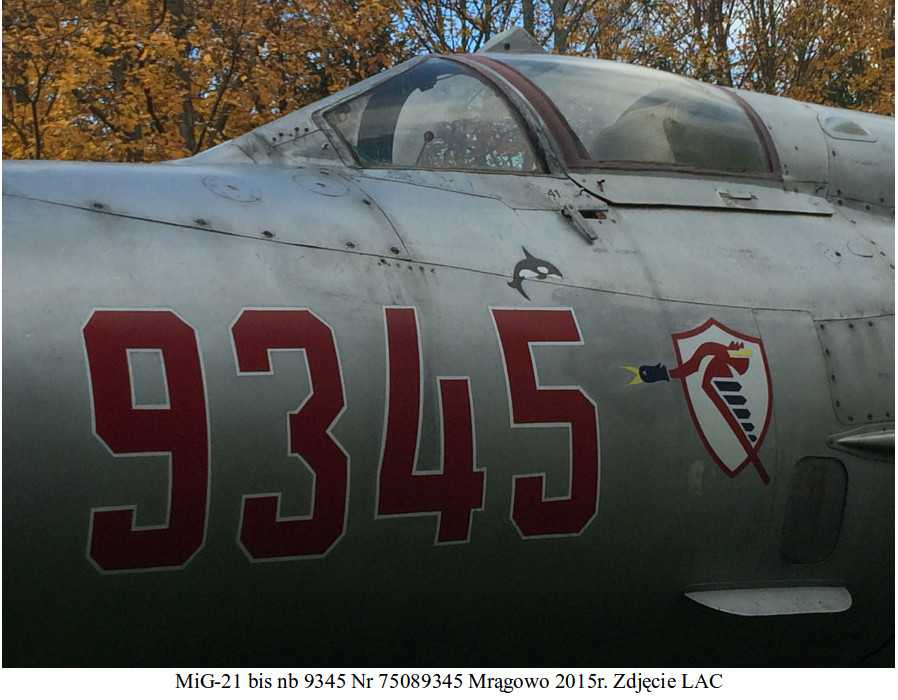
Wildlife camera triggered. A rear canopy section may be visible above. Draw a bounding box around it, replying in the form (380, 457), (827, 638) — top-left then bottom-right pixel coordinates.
(481, 53), (775, 177)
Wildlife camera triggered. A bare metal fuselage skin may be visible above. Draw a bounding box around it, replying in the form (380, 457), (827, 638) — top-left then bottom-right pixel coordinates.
(2, 51), (894, 667)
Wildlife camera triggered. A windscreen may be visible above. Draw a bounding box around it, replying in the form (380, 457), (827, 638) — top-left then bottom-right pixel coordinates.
(323, 58), (541, 172)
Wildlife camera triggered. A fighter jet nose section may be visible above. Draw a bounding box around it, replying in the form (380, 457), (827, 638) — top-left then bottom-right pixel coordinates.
(2, 29), (893, 669)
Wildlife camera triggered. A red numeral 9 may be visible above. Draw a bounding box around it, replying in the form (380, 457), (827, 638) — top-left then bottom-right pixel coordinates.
(82, 310), (209, 571)
(491, 308), (600, 537)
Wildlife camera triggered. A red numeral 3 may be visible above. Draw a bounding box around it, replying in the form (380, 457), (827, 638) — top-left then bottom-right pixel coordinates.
(231, 309), (348, 559)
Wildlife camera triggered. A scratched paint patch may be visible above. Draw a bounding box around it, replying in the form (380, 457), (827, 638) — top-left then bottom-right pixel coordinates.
(623, 319), (773, 484)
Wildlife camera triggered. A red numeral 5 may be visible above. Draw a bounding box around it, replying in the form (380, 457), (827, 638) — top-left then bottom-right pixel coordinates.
(491, 308), (600, 537)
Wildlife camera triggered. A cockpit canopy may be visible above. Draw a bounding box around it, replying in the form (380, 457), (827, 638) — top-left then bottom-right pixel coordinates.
(197, 44), (891, 211)
(322, 53), (773, 176)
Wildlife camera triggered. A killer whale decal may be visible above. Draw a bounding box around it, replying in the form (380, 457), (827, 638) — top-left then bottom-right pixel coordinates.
(622, 318), (773, 484)
(507, 247), (563, 301)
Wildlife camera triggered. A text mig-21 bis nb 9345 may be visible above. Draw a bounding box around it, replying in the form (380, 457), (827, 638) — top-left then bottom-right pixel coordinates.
(2, 28), (893, 667)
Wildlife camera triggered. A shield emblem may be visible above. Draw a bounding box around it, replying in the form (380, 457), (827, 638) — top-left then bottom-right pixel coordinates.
(671, 319), (772, 483)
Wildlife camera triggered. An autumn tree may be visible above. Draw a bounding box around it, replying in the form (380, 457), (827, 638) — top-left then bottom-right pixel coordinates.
(399, 1), (652, 56)
(4, 0), (82, 160)
(3, 0), (406, 161)
(737, 0), (894, 113)
(3, 0), (892, 162)
(398, 0), (891, 113)
(401, 0), (522, 52)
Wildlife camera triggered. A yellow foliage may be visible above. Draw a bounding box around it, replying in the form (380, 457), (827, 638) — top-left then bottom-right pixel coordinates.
(3, 0), (892, 162)
(3, 0), (407, 161)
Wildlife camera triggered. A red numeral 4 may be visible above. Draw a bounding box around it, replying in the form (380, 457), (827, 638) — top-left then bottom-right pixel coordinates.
(377, 307), (484, 543)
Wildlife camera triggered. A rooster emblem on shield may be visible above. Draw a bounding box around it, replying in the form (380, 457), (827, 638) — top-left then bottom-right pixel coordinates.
(622, 318), (773, 484)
